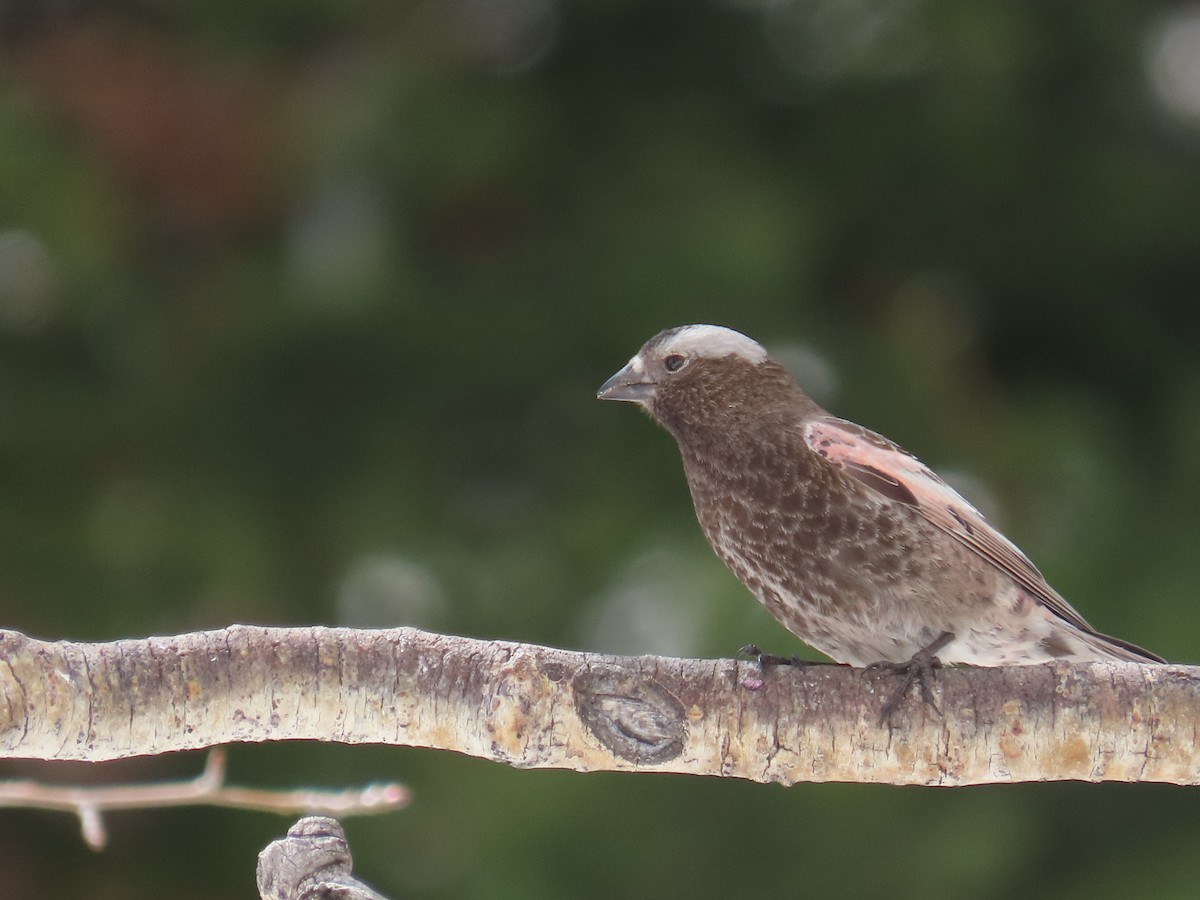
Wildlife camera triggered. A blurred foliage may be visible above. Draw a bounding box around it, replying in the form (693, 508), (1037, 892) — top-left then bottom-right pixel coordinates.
(3, 0), (1200, 897)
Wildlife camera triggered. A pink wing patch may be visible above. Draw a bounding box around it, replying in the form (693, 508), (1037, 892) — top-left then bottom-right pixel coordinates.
(803, 416), (1093, 633)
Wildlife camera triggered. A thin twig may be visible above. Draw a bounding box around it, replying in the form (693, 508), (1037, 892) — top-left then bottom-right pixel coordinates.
(0, 748), (409, 849)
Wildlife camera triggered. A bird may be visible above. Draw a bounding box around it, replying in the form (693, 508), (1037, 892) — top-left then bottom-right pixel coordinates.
(597, 324), (1163, 694)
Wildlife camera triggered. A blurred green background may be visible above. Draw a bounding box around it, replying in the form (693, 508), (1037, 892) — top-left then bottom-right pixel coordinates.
(3, 0), (1200, 896)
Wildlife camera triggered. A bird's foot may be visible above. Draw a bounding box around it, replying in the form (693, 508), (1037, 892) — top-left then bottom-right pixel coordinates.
(866, 631), (954, 725)
(735, 644), (806, 691)
(736, 644), (805, 669)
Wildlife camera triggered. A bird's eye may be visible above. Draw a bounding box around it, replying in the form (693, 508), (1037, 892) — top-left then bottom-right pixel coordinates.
(664, 354), (686, 373)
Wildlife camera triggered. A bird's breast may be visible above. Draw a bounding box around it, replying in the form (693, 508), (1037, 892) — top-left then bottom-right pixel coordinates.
(679, 442), (958, 621)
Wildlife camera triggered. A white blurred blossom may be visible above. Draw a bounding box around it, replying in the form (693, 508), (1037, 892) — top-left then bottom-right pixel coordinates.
(1148, 7), (1200, 124)
(581, 546), (725, 657)
(0, 230), (59, 335)
(337, 554), (446, 628)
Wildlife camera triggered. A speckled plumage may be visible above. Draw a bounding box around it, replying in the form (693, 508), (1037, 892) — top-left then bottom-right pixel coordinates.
(598, 325), (1162, 668)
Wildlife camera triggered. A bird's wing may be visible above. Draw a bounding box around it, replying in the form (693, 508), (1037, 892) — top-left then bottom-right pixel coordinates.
(803, 415), (1098, 634)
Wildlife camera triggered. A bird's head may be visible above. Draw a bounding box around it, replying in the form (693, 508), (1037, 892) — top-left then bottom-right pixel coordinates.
(598, 325), (813, 438)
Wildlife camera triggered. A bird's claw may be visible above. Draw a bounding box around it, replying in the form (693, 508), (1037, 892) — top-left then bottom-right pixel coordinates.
(867, 631), (954, 725)
(736, 644), (804, 669)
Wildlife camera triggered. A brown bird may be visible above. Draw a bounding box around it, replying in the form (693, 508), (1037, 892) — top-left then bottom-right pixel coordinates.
(598, 324), (1162, 682)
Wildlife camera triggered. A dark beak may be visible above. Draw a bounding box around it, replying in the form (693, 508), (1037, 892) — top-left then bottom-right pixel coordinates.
(597, 363), (656, 403)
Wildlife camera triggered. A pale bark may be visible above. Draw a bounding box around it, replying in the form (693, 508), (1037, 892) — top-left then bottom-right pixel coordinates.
(0, 625), (1194, 785)
(258, 817), (389, 900)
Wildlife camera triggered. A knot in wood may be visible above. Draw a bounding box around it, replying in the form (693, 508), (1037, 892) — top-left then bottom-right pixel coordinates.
(572, 666), (685, 765)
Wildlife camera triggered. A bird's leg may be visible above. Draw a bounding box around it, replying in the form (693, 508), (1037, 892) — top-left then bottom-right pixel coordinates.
(866, 631), (954, 724)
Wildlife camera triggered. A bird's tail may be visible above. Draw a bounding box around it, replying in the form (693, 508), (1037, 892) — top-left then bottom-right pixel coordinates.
(1075, 627), (1165, 664)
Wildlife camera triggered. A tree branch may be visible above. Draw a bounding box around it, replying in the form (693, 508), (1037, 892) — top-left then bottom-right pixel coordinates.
(0, 625), (1195, 785)
(258, 816), (391, 900)
(0, 748), (408, 849)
